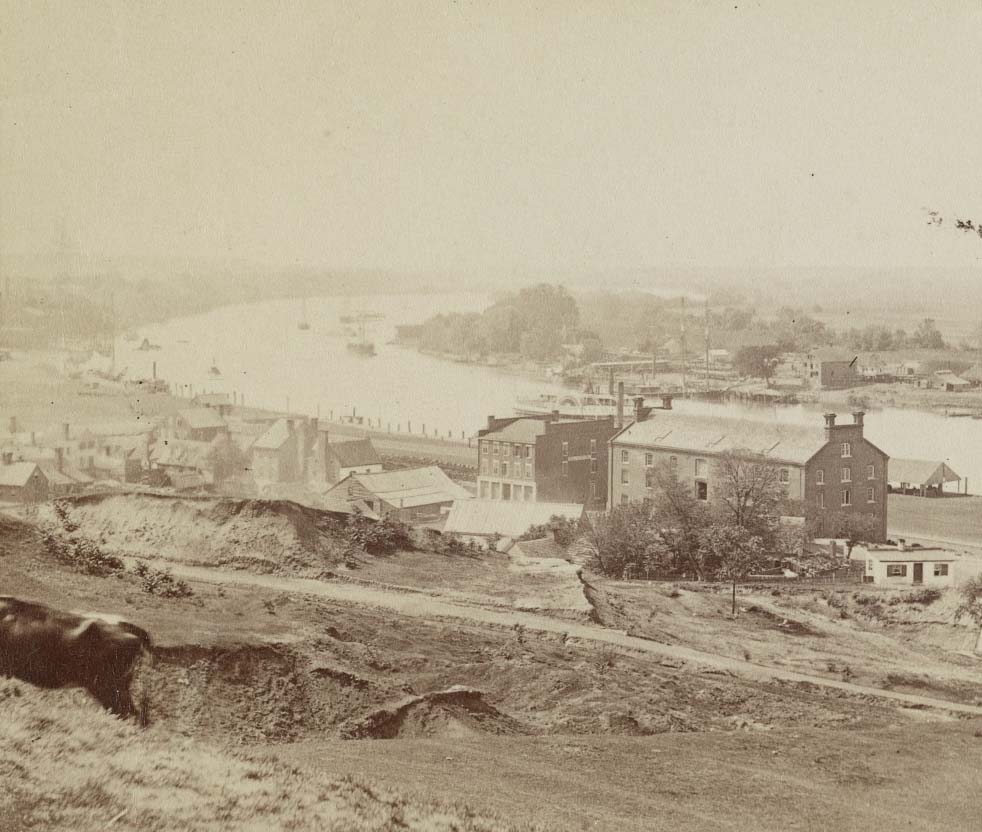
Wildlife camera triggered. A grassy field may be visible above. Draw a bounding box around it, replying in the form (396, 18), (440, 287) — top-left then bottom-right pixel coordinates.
(889, 493), (982, 547)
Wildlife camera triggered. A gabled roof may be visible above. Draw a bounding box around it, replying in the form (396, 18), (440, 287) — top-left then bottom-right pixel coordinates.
(613, 411), (832, 465)
(335, 466), (472, 508)
(328, 438), (381, 468)
(480, 419), (548, 444)
(444, 499), (584, 538)
(178, 408), (227, 431)
(252, 419), (292, 451)
(0, 462), (45, 487)
(887, 458), (960, 486)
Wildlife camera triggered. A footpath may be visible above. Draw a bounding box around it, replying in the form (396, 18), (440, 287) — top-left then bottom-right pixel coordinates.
(145, 558), (982, 718)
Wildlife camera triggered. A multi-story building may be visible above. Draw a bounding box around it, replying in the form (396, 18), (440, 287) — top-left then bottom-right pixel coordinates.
(475, 415), (617, 510)
(609, 411), (888, 541)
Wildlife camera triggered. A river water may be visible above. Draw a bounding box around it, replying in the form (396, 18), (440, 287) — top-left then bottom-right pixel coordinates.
(119, 293), (982, 491)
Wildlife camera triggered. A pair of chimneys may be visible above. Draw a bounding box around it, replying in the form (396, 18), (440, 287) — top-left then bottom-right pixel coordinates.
(823, 411), (864, 438)
(615, 382), (672, 428)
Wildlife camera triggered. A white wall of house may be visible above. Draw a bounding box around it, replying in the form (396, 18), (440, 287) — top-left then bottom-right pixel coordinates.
(865, 558), (955, 587)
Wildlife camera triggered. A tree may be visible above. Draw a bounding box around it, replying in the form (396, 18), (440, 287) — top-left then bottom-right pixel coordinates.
(206, 436), (249, 482)
(712, 451), (786, 540)
(734, 345), (782, 384)
(697, 523), (768, 616)
(582, 501), (665, 579)
(912, 318), (945, 350)
(519, 514), (582, 547)
(954, 575), (982, 655)
(648, 462), (712, 579)
(817, 511), (880, 556)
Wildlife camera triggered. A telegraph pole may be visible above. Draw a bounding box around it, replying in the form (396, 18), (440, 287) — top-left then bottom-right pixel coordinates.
(704, 296), (710, 393)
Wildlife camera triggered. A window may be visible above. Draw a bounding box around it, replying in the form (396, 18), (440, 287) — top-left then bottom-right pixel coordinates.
(621, 494), (629, 505)
(621, 468), (629, 485)
(590, 481), (597, 500)
(779, 468), (790, 484)
(503, 444), (510, 457)
(695, 458), (707, 478)
(621, 449), (629, 464)
(525, 445), (531, 459)
(525, 462), (532, 478)
(696, 481), (708, 501)
(841, 489), (851, 506)
(819, 492), (825, 509)
(816, 469), (825, 485)
(645, 453), (654, 467)
(524, 485), (534, 500)
(886, 564), (907, 577)
(562, 441), (569, 458)
(669, 456), (678, 468)
(514, 444), (522, 458)
(934, 564), (949, 577)
(590, 439), (597, 455)
(493, 442), (499, 456)
(867, 487), (875, 503)
(645, 469), (655, 489)
(492, 461), (499, 475)
(590, 458), (597, 474)
(841, 467), (851, 483)
(867, 464), (875, 479)
(480, 460), (488, 474)
(501, 462), (508, 477)
(562, 461), (569, 477)
(481, 441), (489, 455)
(841, 442), (852, 458)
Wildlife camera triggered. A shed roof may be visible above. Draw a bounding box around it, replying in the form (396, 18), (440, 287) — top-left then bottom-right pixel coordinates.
(0, 462), (44, 487)
(613, 412), (836, 465)
(178, 408), (227, 431)
(867, 548), (959, 563)
(328, 438), (381, 468)
(339, 466), (472, 508)
(887, 458), (960, 486)
(444, 499), (584, 538)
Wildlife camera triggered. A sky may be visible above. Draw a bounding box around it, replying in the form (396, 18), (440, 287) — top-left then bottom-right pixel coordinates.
(2, 1), (982, 273)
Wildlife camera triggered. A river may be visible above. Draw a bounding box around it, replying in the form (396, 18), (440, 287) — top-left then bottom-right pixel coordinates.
(118, 293), (982, 491)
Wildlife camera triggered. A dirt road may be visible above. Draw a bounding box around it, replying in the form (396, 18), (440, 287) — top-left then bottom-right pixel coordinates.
(144, 559), (982, 717)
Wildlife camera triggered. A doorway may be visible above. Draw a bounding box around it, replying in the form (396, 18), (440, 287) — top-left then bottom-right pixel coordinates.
(913, 562), (923, 584)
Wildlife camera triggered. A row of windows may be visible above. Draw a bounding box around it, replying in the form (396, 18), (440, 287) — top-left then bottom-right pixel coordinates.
(883, 563), (948, 577)
(482, 441), (533, 458)
(816, 465), (876, 485)
(562, 439), (598, 456)
(817, 488), (876, 508)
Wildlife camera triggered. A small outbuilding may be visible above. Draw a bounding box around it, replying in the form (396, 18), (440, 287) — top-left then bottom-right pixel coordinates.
(326, 439), (383, 483)
(0, 462), (49, 503)
(324, 466), (473, 522)
(854, 541), (958, 587)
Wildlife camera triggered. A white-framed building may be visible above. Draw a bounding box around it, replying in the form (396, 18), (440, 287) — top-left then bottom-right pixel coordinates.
(853, 541), (958, 587)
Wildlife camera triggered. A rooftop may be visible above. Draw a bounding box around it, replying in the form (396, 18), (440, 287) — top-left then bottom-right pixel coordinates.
(252, 419), (292, 451)
(444, 499), (585, 538)
(481, 419), (549, 444)
(887, 459), (960, 487)
(328, 438), (381, 468)
(614, 412), (837, 465)
(178, 408), (228, 431)
(0, 462), (43, 487)
(342, 466), (472, 508)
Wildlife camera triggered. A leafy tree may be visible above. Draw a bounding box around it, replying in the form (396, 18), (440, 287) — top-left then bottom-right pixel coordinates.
(911, 318), (946, 350)
(815, 511), (881, 554)
(734, 345), (783, 384)
(582, 501), (664, 579)
(712, 451), (786, 539)
(647, 462), (712, 578)
(698, 523), (769, 616)
(519, 514), (582, 547)
(954, 575), (982, 654)
(206, 436), (249, 482)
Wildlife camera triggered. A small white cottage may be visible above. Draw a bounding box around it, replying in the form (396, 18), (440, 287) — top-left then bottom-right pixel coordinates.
(854, 540), (958, 587)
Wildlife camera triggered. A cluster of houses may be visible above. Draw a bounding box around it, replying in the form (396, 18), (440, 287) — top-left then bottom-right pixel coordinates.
(775, 349), (982, 392)
(0, 390), (968, 587)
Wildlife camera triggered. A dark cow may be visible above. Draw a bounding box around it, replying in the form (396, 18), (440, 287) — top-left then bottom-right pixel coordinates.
(0, 596), (152, 722)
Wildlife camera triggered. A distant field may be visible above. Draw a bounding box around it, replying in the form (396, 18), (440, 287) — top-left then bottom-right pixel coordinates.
(889, 494), (982, 549)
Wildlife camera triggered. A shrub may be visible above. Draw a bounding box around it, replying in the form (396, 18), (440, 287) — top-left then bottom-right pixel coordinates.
(40, 528), (125, 577)
(905, 587), (942, 605)
(345, 513), (413, 555)
(132, 562), (194, 599)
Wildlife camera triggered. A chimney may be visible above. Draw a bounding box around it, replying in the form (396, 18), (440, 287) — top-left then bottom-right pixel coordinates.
(1, 451), (12, 465)
(897, 538), (907, 552)
(152, 361), (157, 380)
(55, 447), (64, 472)
(487, 415), (495, 429)
(616, 381), (625, 429)
(852, 411), (864, 430)
(63, 422), (70, 441)
(661, 394), (673, 411)
(30, 431), (36, 446)
(633, 396), (649, 423)
(551, 409), (560, 422)
(823, 412), (837, 440)
(8, 416), (17, 434)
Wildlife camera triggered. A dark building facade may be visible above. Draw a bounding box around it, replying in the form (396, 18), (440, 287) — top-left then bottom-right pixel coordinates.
(476, 415), (616, 511)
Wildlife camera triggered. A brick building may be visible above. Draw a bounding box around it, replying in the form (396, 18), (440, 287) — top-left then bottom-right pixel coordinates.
(609, 411), (888, 541)
(475, 415), (617, 510)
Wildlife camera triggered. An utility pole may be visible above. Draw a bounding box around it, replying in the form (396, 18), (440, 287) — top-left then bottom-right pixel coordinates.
(680, 296), (687, 398)
(704, 296), (710, 393)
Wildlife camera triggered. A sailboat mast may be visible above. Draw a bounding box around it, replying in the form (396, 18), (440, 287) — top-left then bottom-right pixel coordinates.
(680, 296), (687, 398)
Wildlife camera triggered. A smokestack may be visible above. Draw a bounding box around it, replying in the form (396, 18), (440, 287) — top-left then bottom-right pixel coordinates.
(616, 381), (625, 428)
(661, 395), (673, 411)
(152, 361), (157, 380)
(63, 423), (70, 441)
(633, 396), (648, 423)
(55, 447), (64, 473)
(30, 431), (36, 446)
(852, 411), (864, 429)
(609, 367), (615, 395)
(824, 412), (837, 440)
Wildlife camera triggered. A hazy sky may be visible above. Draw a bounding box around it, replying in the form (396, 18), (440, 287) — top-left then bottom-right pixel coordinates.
(2, 1), (982, 272)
